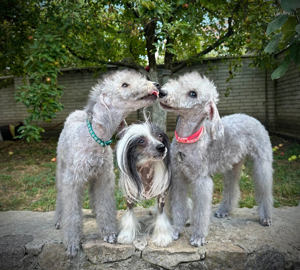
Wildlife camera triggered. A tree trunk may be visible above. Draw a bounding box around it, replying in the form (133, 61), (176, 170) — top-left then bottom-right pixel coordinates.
(151, 36), (174, 132)
(144, 20), (167, 131)
(149, 71), (167, 131)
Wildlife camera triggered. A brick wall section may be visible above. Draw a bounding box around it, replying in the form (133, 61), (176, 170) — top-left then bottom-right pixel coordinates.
(0, 68), (140, 136)
(266, 71), (276, 131)
(274, 52), (300, 135)
(1, 55), (298, 137)
(0, 77), (28, 126)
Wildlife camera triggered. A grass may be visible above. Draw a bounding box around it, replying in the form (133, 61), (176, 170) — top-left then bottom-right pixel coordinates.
(0, 135), (299, 212)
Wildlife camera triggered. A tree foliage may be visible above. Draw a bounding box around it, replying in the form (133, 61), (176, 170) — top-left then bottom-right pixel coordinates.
(264, 0), (300, 80)
(0, 0), (280, 141)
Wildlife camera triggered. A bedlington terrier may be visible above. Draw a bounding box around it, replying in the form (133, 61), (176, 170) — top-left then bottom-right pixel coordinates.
(54, 69), (160, 256)
(159, 71), (273, 247)
(116, 116), (173, 247)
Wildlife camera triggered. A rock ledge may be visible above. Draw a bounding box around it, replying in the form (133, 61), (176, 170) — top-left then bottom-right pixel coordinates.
(0, 205), (299, 270)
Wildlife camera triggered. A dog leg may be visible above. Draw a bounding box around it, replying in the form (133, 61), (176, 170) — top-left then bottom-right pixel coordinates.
(151, 194), (174, 247)
(185, 197), (193, 226)
(169, 168), (189, 240)
(253, 158), (273, 226)
(215, 160), (243, 218)
(89, 178), (96, 215)
(93, 166), (117, 243)
(61, 181), (84, 257)
(190, 176), (213, 247)
(54, 188), (63, 229)
(117, 200), (139, 244)
(54, 159), (64, 229)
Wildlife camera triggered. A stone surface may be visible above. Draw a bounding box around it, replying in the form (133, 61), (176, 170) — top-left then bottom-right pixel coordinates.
(0, 205), (299, 269)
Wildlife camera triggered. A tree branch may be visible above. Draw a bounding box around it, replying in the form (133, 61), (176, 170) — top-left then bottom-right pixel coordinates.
(3, 15), (19, 23)
(66, 46), (145, 72)
(171, 0), (242, 74)
(164, 36), (175, 70)
(171, 27), (233, 73)
(144, 20), (158, 71)
(126, 3), (140, 19)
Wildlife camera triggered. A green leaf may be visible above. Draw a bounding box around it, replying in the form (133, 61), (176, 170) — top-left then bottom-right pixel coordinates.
(296, 24), (300, 34)
(281, 17), (298, 44)
(280, 0), (300, 13)
(289, 42), (300, 66)
(24, 59), (31, 67)
(166, 47), (176, 54)
(177, 0), (185, 5)
(264, 33), (282, 53)
(266, 14), (288, 35)
(271, 54), (291, 80)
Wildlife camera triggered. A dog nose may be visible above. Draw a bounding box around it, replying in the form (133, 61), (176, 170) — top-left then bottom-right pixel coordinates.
(156, 144), (166, 153)
(159, 89), (168, 98)
(153, 82), (161, 89)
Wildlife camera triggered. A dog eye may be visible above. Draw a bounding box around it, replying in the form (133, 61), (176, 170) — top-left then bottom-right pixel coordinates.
(189, 91), (197, 98)
(158, 134), (162, 138)
(138, 139), (145, 144)
(122, 83), (129, 88)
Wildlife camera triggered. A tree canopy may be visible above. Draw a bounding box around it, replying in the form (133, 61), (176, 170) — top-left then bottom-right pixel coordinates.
(0, 0), (285, 141)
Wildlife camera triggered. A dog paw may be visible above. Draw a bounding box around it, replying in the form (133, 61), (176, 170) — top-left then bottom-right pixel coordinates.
(117, 231), (135, 244)
(171, 229), (180, 241)
(66, 240), (80, 257)
(260, 218), (272, 226)
(54, 221), (61, 229)
(215, 210), (228, 218)
(152, 227), (173, 247)
(190, 234), (206, 247)
(104, 233), (117, 244)
(152, 233), (173, 247)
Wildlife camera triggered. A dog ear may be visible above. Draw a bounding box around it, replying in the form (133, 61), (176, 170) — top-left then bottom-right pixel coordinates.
(125, 138), (143, 198)
(206, 100), (224, 140)
(117, 136), (143, 200)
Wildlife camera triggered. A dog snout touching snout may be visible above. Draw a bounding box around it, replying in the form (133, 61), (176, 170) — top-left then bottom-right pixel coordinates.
(159, 89), (168, 98)
(156, 144), (166, 153)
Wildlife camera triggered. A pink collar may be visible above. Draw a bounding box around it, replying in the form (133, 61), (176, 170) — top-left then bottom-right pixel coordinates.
(175, 126), (204, 144)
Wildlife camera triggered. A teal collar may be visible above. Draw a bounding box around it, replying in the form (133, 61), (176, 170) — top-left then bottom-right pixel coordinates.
(86, 119), (112, 147)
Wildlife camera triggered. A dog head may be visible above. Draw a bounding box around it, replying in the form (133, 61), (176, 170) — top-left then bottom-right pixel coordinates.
(116, 119), (170, 201)
(159, 71), (224, 140)
(85, 69), (160, 118)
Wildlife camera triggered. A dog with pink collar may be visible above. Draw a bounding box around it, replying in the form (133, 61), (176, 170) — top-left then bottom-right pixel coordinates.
(159, 71), (273, 247)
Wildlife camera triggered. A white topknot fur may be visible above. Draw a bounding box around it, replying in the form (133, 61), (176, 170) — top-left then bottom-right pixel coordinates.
(116, 116), (170, 202)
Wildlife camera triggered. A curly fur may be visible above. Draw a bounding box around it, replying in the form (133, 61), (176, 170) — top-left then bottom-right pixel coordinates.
(159, 71), (273, 247)
(54, 69), (160, 256)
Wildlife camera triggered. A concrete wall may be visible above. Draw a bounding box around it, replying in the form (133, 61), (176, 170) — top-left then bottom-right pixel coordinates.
(0, 55), (299, 137)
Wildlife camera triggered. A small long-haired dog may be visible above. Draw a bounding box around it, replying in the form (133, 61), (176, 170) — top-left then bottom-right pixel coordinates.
(116, 117), (174, 247)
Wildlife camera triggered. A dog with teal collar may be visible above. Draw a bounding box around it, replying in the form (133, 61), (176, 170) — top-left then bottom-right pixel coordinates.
(54, 69), (160, 257)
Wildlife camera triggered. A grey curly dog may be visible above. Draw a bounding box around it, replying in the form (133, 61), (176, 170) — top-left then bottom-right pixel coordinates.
(159, 71), (273, 247)
(54, 69), (160, 256)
